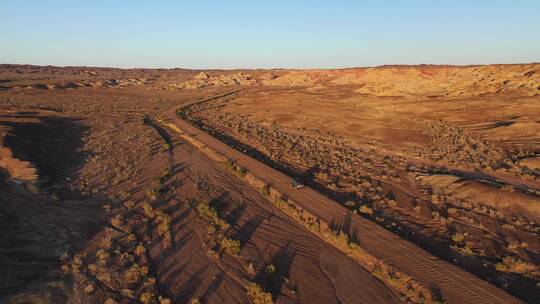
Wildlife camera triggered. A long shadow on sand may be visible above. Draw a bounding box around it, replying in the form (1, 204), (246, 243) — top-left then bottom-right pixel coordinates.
(1, 115), (89, 188)
(254, 241), (296, 300)
(0, 114), (103, 300)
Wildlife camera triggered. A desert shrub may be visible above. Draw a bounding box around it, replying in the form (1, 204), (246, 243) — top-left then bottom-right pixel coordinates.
(121, 288), (135, 298)
(124, 266), (141, 284)
(461, 246), (474, 256)
(496, 256), (537, 274)
(221, 237), (241, 255)
(451, 245), (474, 256)
(156, 211), (171, 236)
(385, 270), (401, 288)
(207, 225), (216, 234)
(274, 197), (288, 209)
(247, 262), (256, 274)
(111, 215), (123, 228)
(387, 200), (398, 207)
(207, 248), (219, 259)
(135, 244), (146, 256)
(500, 185), (516, 192)
(140, 291), (155, 304)
(315, 171), (328, 179)
(225, 160), (235, 171)
(237, 166), (247, 177)
(124, 200), (135, 210)
(197, 201), (230, 230)
(142, 202), (154, 218)
(246, 282), (273, 304)
(96, 272), (113, 285)
(197, 201), (217, 217)
(335, 230), (349, 245)
(159, 296), (172, 304)
(83, 283), (95, 294)
(225, 159), (247, 177)
(156, 214), (172, 247)
(140, 265), (149, 276)
(451, 232), (466, 243)
(359, 205), (373, 215)
(103, 204), (111, 212)
(68, 254), (84, 274)
(265, 264), (277, 275)
(117, 190), (131, 200)
(507, 242), (526, 253)
(145, 188), (157, 200)
(144, 277), (156, 288)
(259, 185), (270, 197)
(214, 217), (230, 230)
(161, 165), (173, 177)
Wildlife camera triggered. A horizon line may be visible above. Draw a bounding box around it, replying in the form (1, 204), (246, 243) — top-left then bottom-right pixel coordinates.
(1, 61), (539, 71)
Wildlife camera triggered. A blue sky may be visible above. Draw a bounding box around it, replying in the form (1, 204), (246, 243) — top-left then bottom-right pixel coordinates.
(1, 1), (539, 68)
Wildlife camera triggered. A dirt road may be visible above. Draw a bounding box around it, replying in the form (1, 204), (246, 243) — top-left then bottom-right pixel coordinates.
(155, 114), (403, 303)
(163, 108), (521, 304)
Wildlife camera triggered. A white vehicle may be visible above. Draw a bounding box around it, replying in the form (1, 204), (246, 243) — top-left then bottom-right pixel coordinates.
(290, 179), (305, 190)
